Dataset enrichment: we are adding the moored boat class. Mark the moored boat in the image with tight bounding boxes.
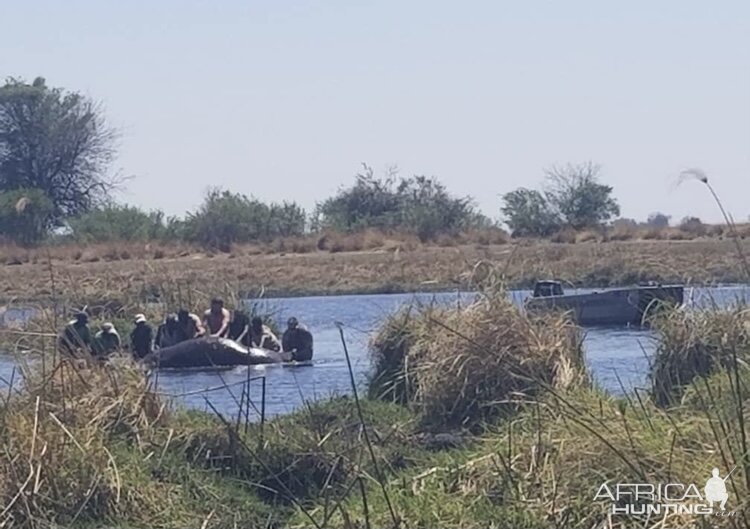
[524,280,684,326]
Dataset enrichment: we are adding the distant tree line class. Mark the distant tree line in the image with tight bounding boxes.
[0,77,729,248]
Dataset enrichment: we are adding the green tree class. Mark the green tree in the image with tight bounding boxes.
[315,165,483,240]
[544,162,620,229]
[500,188,560,236]
[646,212,671,228]
[183,189,306,248]
[398,175,484,241]
[0,77,117,227]
[0,188,55,246]
[314,165,402,232]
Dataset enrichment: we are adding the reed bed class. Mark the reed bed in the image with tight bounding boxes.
[651,305,750,406]
[369,291,587,429]
[0,238,747,306]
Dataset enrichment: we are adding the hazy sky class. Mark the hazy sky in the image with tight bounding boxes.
[2,1,748,223]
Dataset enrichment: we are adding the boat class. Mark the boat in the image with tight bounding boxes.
[524,280,684,326]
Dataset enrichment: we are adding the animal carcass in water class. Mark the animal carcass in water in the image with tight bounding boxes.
[144,337,289,368]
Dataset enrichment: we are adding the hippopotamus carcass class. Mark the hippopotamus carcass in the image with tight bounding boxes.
[143,337,291,368]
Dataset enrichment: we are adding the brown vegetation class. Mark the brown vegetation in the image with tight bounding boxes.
[368,290,586,428]
[0,237,747,314]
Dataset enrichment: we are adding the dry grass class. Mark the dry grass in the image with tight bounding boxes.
[0,357,169,526]
[0,238,746,310]
[369,289,587,429]
[650,305,750,406]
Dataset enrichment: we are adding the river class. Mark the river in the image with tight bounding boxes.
[0,286,747,421]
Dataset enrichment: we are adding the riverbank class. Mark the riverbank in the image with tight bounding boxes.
[2,286,749,527]
[0,238,747,307]
[2,346,748,527]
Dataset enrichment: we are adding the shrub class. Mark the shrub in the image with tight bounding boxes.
[182,189,306,248]
[67,204,170,242]
[314,165,484,241]
[550,228,577,244]
[500,188,560,237]
[679,216,706,237]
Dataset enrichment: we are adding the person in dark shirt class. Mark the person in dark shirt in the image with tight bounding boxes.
[57,312,92,356]
[93,322,121,357]
[282,317,313,361]
[176,309,204,343]
[228,309,251,346]
[130,314,154,359]
[155,314,180,348]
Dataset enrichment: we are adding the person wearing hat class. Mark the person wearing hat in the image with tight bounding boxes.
[130,314,154,359]
[282,317,314,361]
[249,316,281,352]
[57,311,92,356]
[93,321,121,357]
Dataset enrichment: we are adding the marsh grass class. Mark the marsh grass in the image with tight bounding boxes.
[4,296,750,527]
[369,286,587,430]
[651,306,750,407]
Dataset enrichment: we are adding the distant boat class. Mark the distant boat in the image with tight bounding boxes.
[524,280,684,326]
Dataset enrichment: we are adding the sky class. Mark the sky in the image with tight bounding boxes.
[2,0,748,223]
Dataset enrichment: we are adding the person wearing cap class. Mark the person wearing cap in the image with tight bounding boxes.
[155,314,180,348]
[93,322,121,356]
[203,298,230,338]
[176,309,205,342]
[130,314,154,359]
[282,317,314,361]
[249,316,281,352]
[57,311,92,356]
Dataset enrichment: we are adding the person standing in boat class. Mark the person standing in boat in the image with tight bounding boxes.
[249,316,281,351]
[282,317,313,361]
[203,298,230,338]
[176,309,205,342]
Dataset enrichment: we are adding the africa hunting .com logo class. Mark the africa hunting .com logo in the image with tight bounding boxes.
[594,466,737,517]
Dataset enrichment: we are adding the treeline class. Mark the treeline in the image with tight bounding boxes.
[0,77,488,247]
[56,165,488,247]
[0,76,739,249]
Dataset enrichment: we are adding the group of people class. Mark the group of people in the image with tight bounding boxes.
[57,298,314,362]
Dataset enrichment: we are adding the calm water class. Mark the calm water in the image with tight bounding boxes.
[0,286,747,421]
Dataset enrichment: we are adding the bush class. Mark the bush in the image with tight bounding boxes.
[183,189,306,248]
[679,216,706,237]
[314,165,485,241]
[369,292,586,429]
[67,204,173,242]
[500,188,560,237]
